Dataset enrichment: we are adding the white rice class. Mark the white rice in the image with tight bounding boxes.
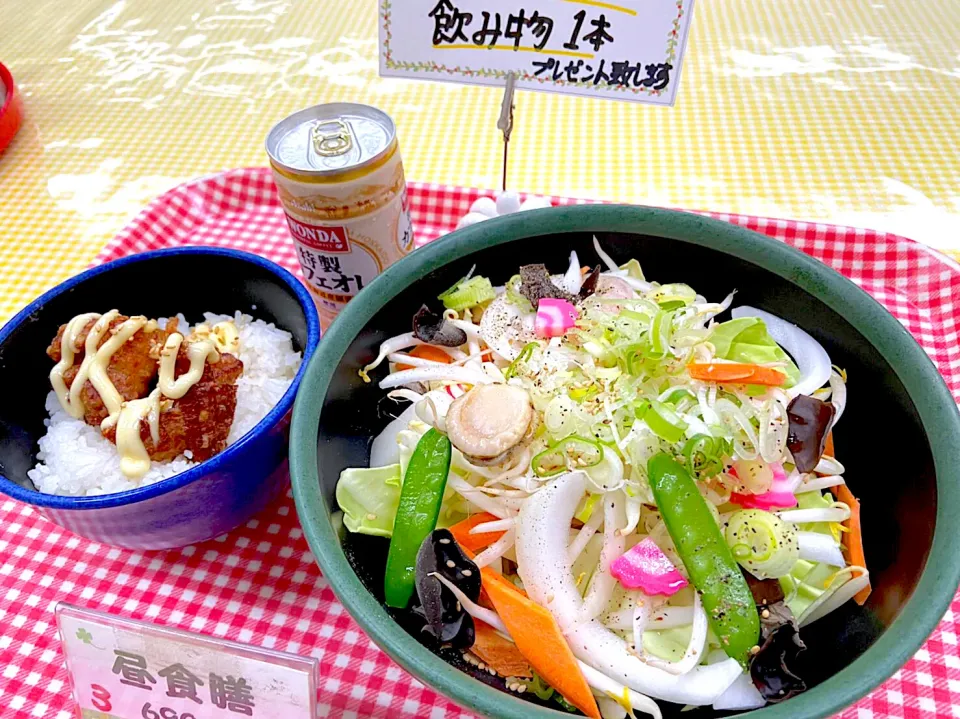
[28,312,302,496]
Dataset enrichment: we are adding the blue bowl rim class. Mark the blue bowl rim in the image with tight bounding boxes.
[0,246,321,510]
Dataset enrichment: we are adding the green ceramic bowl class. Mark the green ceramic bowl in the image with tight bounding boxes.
[290,205,960,718]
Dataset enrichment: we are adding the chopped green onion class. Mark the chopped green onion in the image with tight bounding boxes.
[575,493,602,523]
[532,434,604,477]
[643,400,688,443]
[618,309,649,323]
[519,671,556,701]
[648,283,697,307]
[682,434,727,478]
[622,344,646,377]
[661,387,695,405]
[633,399,651,419]
[725,509,799,579]
[504,342,537,379]
[650,310,668,357]
[658,300,686,311]
[505,274,533,311]
[438,275,495,310]
[554,694,579,713]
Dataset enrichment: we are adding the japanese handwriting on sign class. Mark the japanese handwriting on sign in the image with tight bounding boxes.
[428,0,472,43]
[380,0,695,105]
[58,605,317,719]
[424,2,671,92]
[431,1,555,50]
[159,663,204,704]
[108,651,256,714]
[113,651,157,690]
[532,58,672,90]
[210,674,256,716]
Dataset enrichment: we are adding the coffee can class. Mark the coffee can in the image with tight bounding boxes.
[266,103,415,329]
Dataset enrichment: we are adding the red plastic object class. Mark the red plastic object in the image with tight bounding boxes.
[0,61,23,155]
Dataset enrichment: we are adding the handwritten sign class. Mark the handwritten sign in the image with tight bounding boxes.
[379,0,695,105]
[56,604,317,719]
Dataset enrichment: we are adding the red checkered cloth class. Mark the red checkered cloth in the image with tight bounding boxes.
[1,167,958,719]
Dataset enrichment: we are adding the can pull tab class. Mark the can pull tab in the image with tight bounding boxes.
[312,119,353,157]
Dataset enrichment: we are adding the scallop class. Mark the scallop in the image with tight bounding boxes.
[595,275,635,300]
[445,384,534,462]
[478,294,536,361]
[586,275,637,314]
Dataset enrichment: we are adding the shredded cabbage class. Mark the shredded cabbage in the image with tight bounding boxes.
[335,464,402,537]
[709,318,801,387]
[336,242,862,711]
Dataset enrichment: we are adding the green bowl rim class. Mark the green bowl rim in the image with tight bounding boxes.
[290,204,960,719]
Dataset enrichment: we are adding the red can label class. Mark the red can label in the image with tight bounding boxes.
[284,214,349,253]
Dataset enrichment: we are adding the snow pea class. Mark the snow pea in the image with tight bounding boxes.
[384,428,452,608]
[647,453,760,666]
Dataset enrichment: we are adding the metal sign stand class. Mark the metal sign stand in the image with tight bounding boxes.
[497,73,517,192]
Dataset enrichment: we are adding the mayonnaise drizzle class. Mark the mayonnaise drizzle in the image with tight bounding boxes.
[192,321,240,355]
[51,310,150,421]
[49,310,239,480]
[50,312,102,418]
[87,315,149,421]
[158,332,220,399]
[115,389,162,478]
[114,321,237,477]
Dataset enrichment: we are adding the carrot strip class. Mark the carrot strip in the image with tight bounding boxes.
[449,512,505,553]
[823,431,835,458]
[396,344,453,371]
[457,543,526,609]
[687,362,787,386]
[480,567,600,719]
[834,483,871,605]
[471,620,533,678]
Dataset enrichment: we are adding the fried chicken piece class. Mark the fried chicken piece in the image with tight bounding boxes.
[47,315,175,427]
[150,350,244,462]
[102,347,244,464]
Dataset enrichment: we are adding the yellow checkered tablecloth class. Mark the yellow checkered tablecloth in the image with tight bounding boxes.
[1,0,959,323]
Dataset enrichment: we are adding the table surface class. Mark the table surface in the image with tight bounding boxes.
[2,0,960,324]
[3,168,960,719]
[1,2,960,717]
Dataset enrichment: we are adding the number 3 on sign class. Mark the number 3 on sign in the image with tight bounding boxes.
[142,704,195,719]
[90,684,112,712]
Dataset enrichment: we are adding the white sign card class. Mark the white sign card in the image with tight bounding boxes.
[56,603,317,719]
[379,0,696,106]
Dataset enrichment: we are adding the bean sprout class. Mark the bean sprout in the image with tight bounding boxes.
[470,518,516,534]
[568,506,605,562]
[472,528,516,569]
[378,366,493,390]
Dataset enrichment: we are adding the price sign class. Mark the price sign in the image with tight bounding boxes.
[379,0,696,105]
[56,604,317,719]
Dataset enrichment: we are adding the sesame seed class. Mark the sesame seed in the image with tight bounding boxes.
[446,560,456,568]
[439,538,451,544]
